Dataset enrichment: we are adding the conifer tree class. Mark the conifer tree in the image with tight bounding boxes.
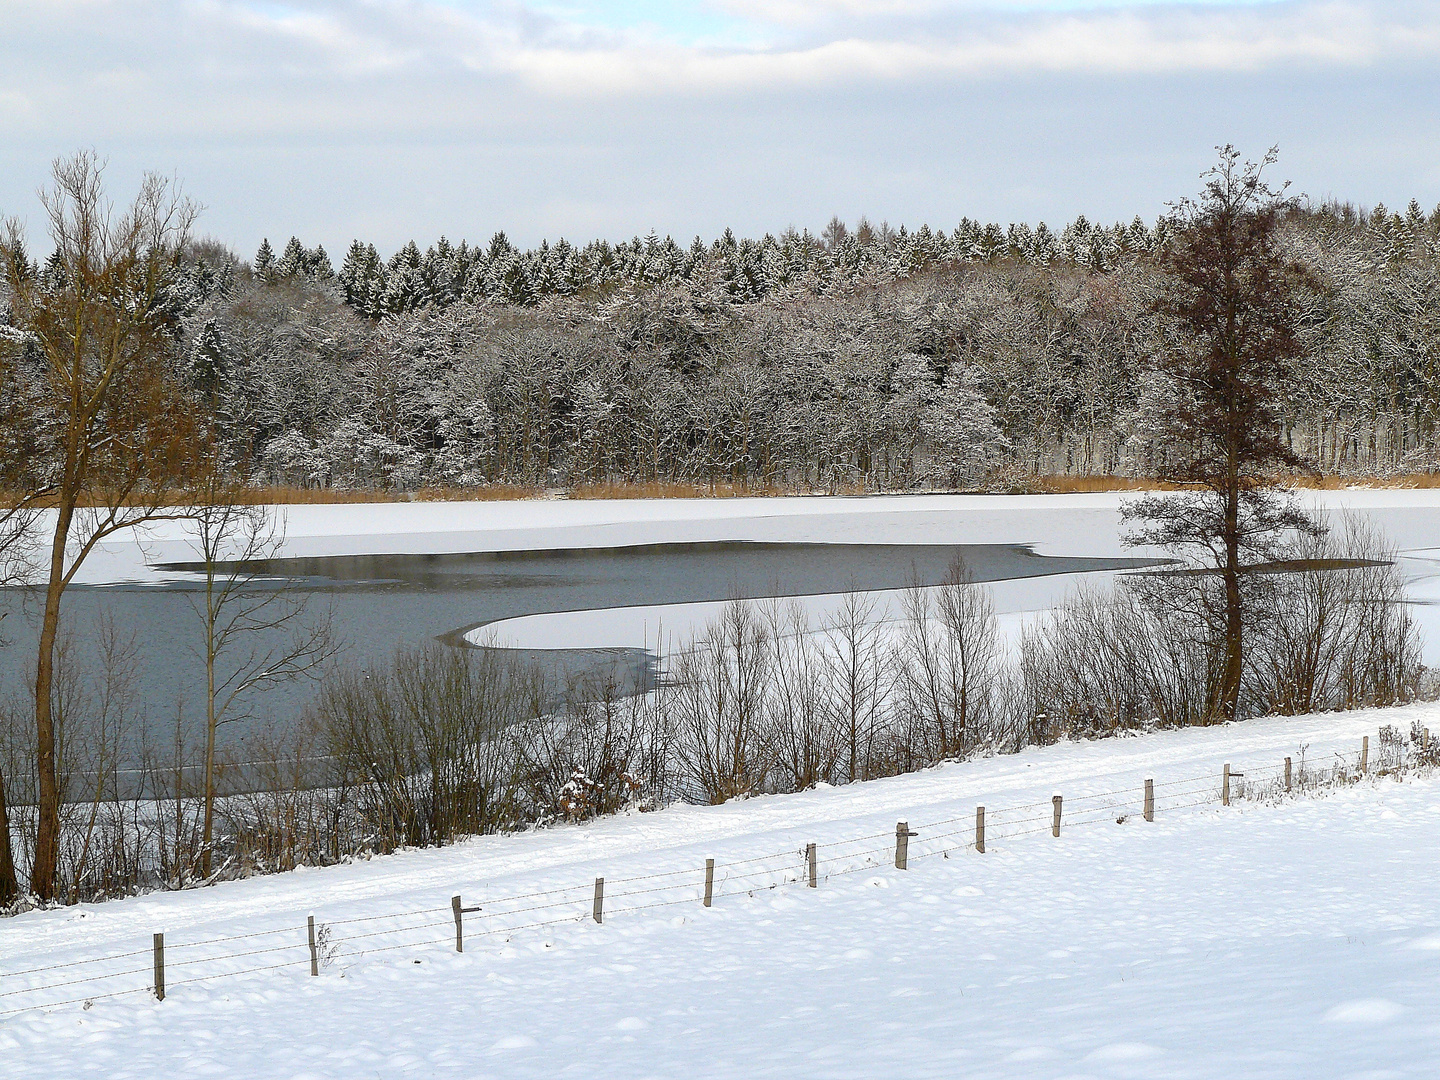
[253,237,275,282]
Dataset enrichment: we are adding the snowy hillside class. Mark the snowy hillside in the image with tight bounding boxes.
[5,704,1440,1078]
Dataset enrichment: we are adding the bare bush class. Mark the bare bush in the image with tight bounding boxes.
[319,642,535,848]
[513,666,669,823]
[895,559,1005,762]
[1251,516,1421,714]
[667,602,773,803]
[1018,581,1215,741]
[761,599,839,791]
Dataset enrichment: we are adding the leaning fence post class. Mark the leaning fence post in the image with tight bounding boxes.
[895,821,917,869]
[975,806,986,854]
[1361,735,1369,774]
[452,895,463,952]
[1285,756,1292,792]
[1051,796,1063,838]
[1222,764,1230,807]
[593,877,605,924]
[153,933,165,1002]
[308,915,319,976]
[704,859,715,907]
[1143,779,1154,822]
[806,843,817,888]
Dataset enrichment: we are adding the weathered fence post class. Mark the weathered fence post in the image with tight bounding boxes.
[1143,779,1154,822]
[308,916,319,976]
[1285,756,1292,792]
[704,859,715,907]
[1222,764,1231,807]
[895,822,917,869]
[1051,796,1063,838]
[153,933,165,1002]
[452,895,481,952]
[593,878,605,924]
[975,806,986,854]
[1361,735,1369,774]
[806,843,817,888]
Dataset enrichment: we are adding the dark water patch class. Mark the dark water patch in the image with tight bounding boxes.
[2,541,1163,760]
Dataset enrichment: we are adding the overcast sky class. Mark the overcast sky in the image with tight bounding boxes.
[1,1,1437,257]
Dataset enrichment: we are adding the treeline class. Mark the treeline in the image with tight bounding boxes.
[15,197,1427,494]
[0,521,1421,903]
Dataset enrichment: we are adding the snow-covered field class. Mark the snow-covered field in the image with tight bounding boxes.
[5,703,1440,1078]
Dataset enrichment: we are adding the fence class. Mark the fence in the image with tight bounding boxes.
[0,730,1407,1019]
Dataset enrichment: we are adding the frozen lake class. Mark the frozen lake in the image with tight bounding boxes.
[3,490,1440,758]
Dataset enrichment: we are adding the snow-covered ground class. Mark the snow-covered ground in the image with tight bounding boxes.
[5,703,1440,1078]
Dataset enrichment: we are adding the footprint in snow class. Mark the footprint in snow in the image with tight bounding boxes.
[491,1035,538,1051]
[1325,999,1405,1024]
[1085,1043,1164,1062]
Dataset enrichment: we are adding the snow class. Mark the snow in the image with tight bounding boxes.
[6,703,1440,1077]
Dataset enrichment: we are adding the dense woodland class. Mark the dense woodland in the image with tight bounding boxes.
[10,200,1436,494]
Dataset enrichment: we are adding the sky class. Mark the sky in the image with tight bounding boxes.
[1,1,1437,257]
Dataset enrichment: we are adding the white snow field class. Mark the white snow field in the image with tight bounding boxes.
[5,705,1440,1079]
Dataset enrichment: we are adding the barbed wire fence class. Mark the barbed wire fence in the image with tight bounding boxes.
[0,728,1418,1020]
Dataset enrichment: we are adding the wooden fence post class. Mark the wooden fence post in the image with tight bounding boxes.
[1361,735,1369,774]
[704,859,714,907]
[1143,780,1154,822]
[895,822,917,869]
[308,915,319,976]
[593,878,605,924]
[1285,756,1292,792]
[452,895,481,952]
[153,933,165,1002]
[975,806,986,854]
[1051,796,1062,838]
[1222,764,1230,807]
[806,843,817,888]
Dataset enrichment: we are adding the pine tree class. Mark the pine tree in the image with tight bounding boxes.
[276,236,306,278]
[254,238,275,283]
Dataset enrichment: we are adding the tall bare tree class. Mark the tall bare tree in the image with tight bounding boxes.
[0,152,206,899]
[1122,147,1318,723]
[185,489,337,879]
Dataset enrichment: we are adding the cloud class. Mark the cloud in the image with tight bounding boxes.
[498,3,1438,95]
[0,0,1435,253]
[1,1,1435,134]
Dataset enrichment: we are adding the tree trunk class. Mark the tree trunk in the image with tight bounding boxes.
[31,507,72,901]
[201,634,217,880]
[0,767,17,905]
[1219,464,1243,724]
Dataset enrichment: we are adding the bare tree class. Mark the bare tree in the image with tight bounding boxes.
[898,558,1002,761]
[185,488,338,879]
[0,152,205,898]
[1122,146,1319,723]
[820,591,889,783]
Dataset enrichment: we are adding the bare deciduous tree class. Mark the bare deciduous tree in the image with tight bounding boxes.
[185,488,339,879]
[0,152,206,898]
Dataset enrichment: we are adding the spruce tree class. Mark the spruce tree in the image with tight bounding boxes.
[253,238,275,282]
